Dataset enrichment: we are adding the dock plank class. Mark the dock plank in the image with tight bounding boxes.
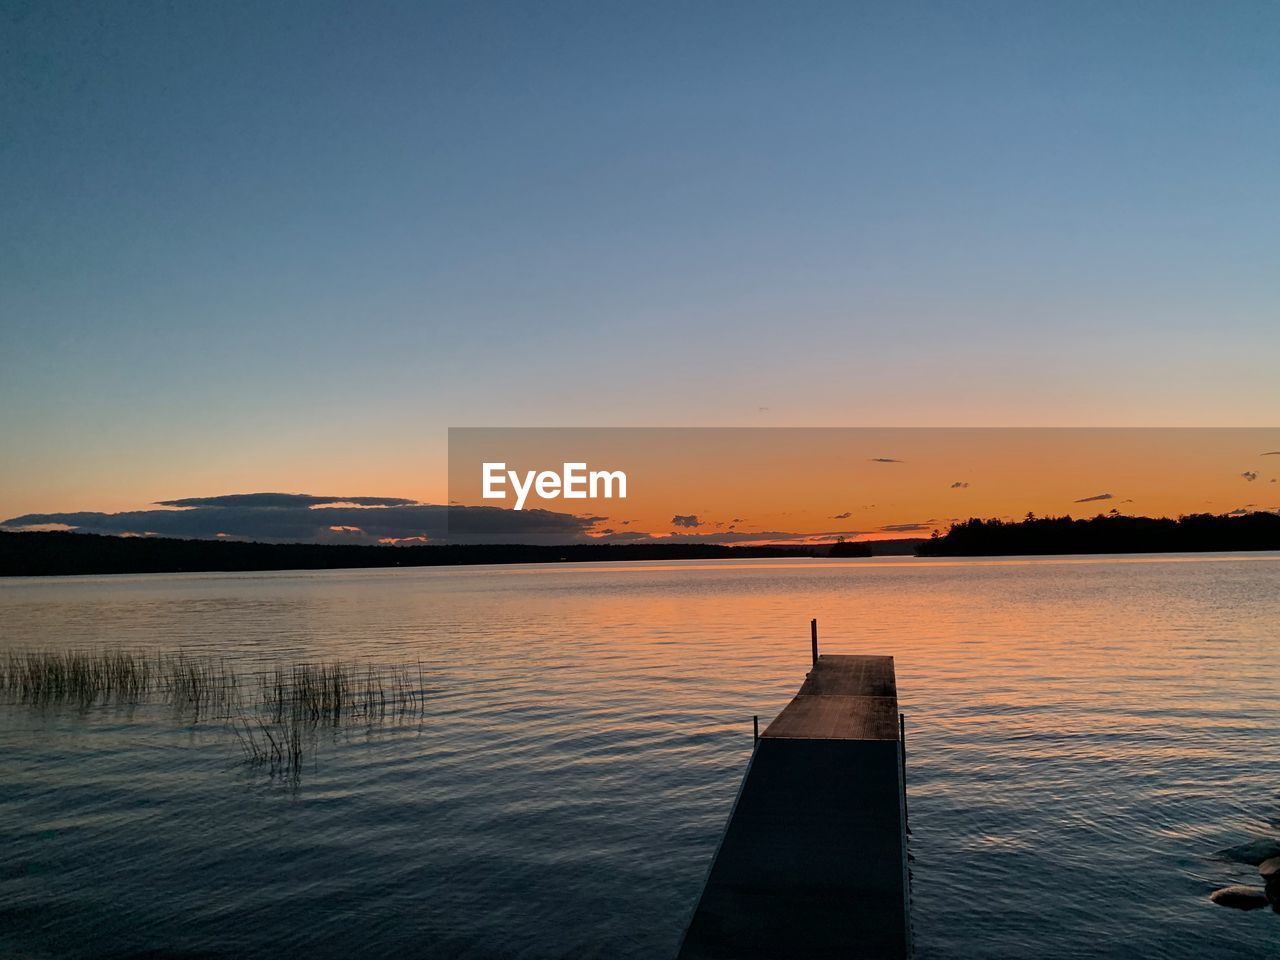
[763,693,899,740]
[761,654,900,741]
[795,653,897,699]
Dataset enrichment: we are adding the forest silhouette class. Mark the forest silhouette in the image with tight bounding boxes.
[0,530,824,577]
[918,511,1280,556]
[3,512,1276,575]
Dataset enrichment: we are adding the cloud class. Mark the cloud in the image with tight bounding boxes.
[1072,493,1114,503]
[878,522,933,533]
[586,529,653,542]
[949,481,969,489]
[1261,451,1280,456]
[591,528,866,546]
[1242,471,1258,482]
[156,493,416,508]
[2,494,605,545]
[869,457,903,463]
[831,511,852,519]
[671,514,702,528]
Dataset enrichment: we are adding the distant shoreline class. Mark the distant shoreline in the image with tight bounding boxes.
[4,516,1278,577]
[1,529,885,578]
[919,512,1280,557]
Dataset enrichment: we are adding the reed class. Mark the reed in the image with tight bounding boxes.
[2,648,155,705]
[259,660,425,723]
[157,653,243,719]
[1,647,429,772]
[232,716,304,776]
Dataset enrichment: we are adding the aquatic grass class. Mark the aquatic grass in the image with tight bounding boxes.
[2,648,156,706]
[155,652,244,719]
[232,716,304,776]
[2,648,426,714]
[1,647,430,773]
[258,659,427,724]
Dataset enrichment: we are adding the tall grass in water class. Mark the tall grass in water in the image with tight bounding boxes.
[1,648,429,775]
[1,649,154,706]
[158,653,241,718]
[261,660,425,723]
[231,716,305,776]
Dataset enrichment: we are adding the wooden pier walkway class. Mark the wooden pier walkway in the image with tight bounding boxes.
[676,654,911,960]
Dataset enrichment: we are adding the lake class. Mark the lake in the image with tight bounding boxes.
[2,554,1279,958]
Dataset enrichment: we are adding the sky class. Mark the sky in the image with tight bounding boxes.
[443,428,1280,541]
[7,429,1278,544]
[3,1,1279,527]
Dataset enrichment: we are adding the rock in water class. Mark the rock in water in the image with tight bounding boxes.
[1261,857,1280,906]
[1209,885,1271,911]
[1216,839,1280,866]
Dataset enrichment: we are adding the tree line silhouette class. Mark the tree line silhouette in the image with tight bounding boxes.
[917,511,1280,556]
[8,513,1269,575]
[0,530,828,577]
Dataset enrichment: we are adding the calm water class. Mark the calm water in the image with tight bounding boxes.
[2,555,1279,959]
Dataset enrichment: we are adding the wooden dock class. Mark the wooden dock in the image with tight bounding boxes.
[676,654,911,960]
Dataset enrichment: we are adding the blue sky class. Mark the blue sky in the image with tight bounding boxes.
[3,1,1278,516]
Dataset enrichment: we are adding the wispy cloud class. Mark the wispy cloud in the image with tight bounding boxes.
[1073,492,1114,503]
[869,457,903,463]
[157,493,415,508]
[949,481,969,489]
[1242,471,1258,481]
[831,511,852,519]
[593,528,865,546]
[671,514,702,528]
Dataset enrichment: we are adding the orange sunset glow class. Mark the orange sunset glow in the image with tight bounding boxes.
[448,428,1280,543]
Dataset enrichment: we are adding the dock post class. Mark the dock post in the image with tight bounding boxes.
[753,715,759,744]
[810,618,818,666]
